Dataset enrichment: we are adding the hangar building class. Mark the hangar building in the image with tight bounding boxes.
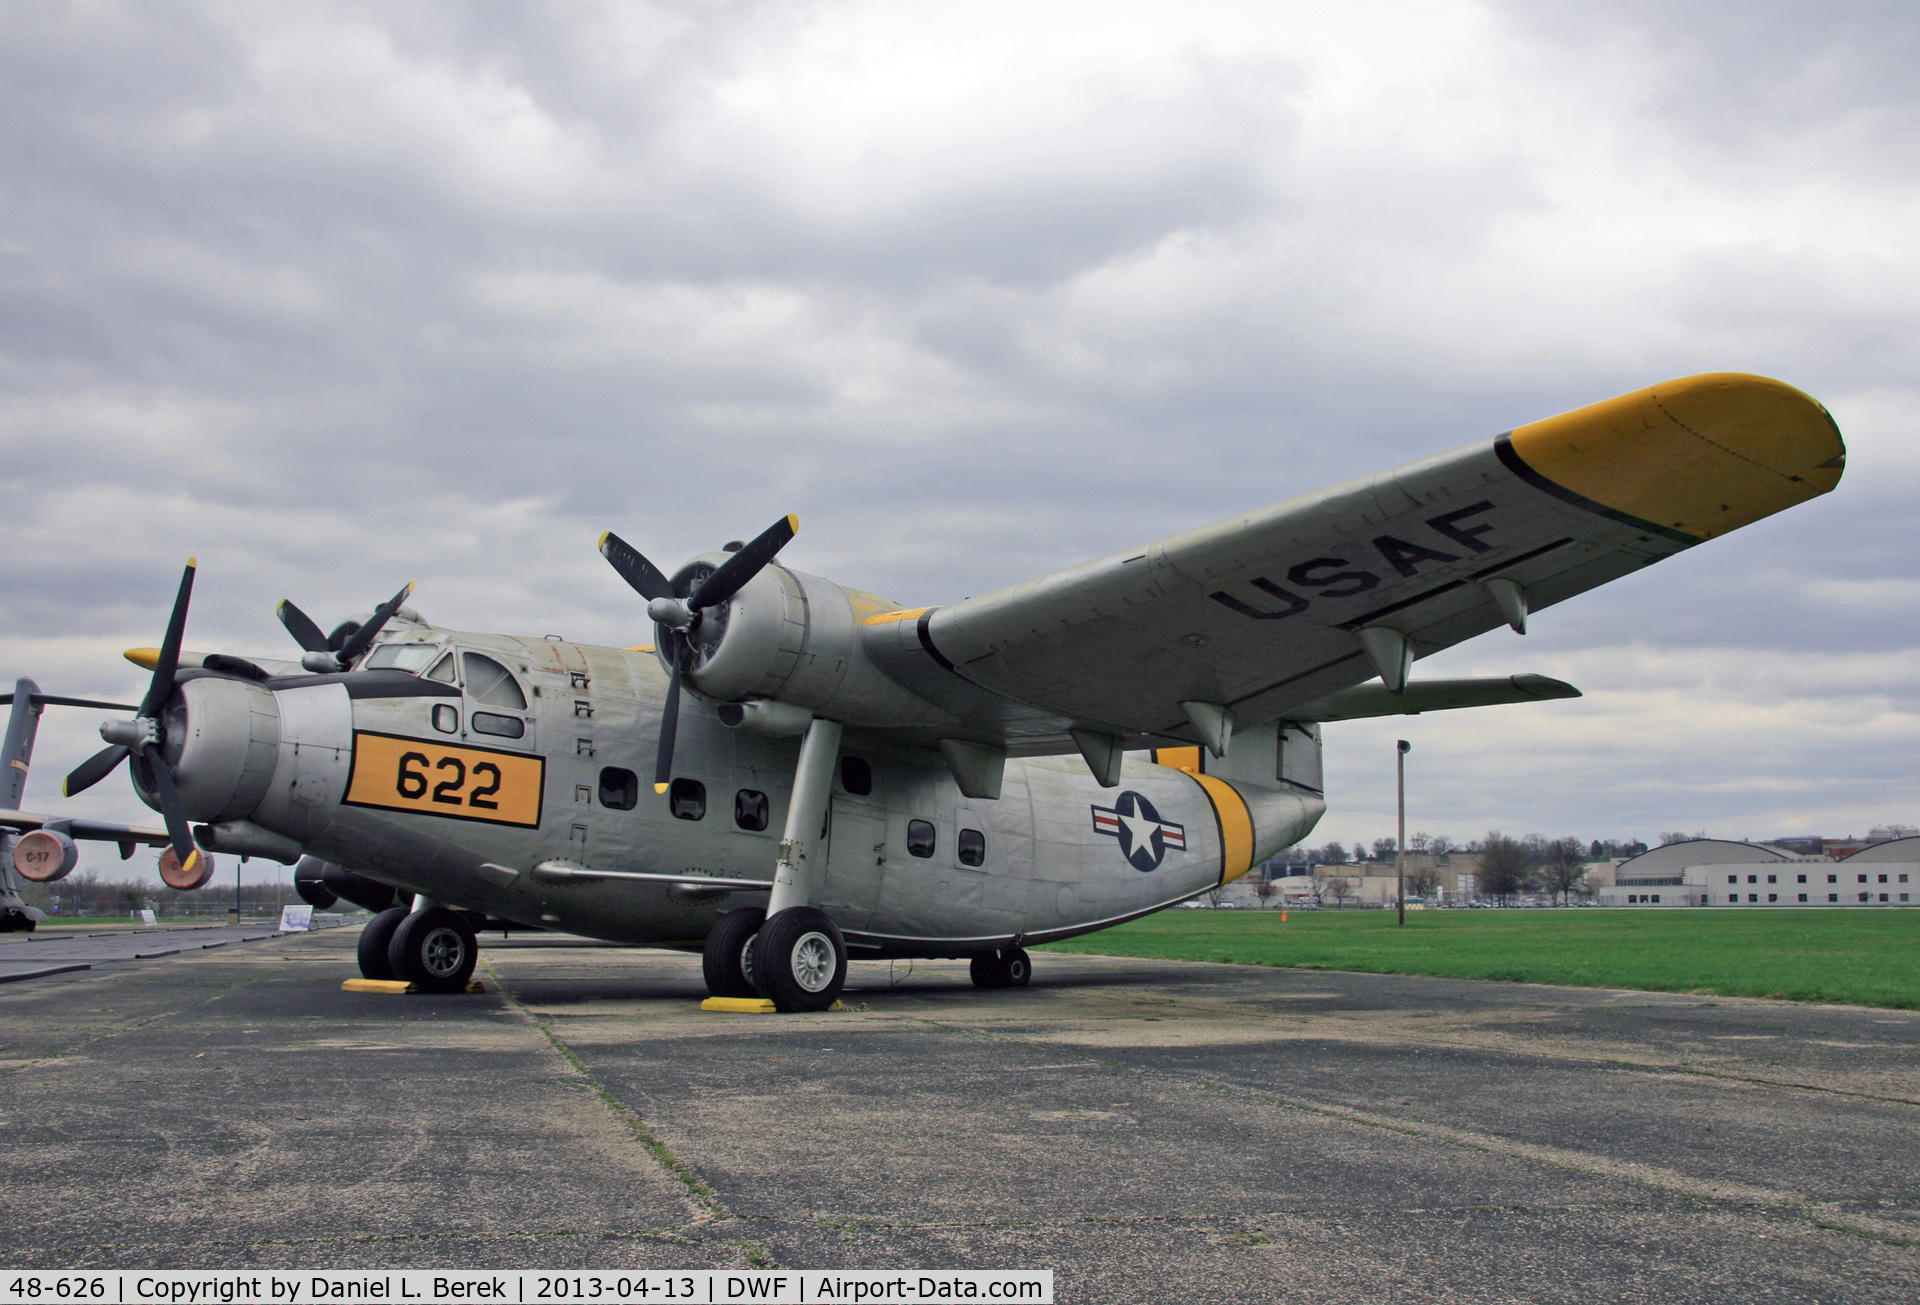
[1598,838,1918,907]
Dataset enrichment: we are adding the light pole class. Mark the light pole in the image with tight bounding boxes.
[1396,739,1411,926]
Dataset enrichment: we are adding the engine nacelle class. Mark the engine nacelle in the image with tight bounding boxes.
[12,828,78,883]
[135,675,282,824]
[667,557,950,728]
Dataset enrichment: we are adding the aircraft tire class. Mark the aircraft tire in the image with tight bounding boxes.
[969,953,1009,988]
[357,906,410,980]
[753,907,847,1012]
[388,907,479,994]
[703,907,766,998]
[1002,947,1032,987]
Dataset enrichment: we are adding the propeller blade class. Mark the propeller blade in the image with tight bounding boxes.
[140,742,201,874]
[19,695,141,711]
[276,599,331,653]
[598,531,675,603]
[335,581,416,666]
[653,635,684,795]
[688,514,797,611]
[63,744,129,798]
[138,559,197,720]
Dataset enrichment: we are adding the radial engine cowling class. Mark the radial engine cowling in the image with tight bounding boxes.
[133,675,283,825]
[668,557,855,708]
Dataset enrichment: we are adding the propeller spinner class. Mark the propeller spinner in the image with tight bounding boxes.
[599,514,798,793]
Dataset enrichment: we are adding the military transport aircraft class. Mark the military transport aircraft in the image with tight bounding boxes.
[0,680,172,930]
[2,373,1844,1008]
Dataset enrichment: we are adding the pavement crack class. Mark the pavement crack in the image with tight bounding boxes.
[919,1018,1920,1252]
[481,957,780,1269]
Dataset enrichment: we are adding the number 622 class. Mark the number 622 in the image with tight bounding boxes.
[397,752,502,810]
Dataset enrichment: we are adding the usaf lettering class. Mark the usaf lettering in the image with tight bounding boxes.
[1209,501,1498,620]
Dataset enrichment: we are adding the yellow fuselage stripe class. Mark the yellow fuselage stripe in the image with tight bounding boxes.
[1152,749,1255,886]
[1189,773,1255,885]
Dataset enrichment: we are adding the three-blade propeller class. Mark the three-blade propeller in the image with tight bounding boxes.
[61,560,203,875]
[277,581,415,672]
[599,514,798,793]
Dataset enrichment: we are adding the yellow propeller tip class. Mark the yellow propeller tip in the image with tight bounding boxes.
[786,513,799,532]
[654,783,670,795]
[597,530,610,548]
[187,556,197,568]
[124,647,161,669]
[60,782,72,798]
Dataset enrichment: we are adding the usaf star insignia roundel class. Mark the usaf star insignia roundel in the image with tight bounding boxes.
[1091,790,1187,872]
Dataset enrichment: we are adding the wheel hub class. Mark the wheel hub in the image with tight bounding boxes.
[790,931,835,992]
[420,926,467,978]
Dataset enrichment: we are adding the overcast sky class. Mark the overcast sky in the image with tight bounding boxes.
[4,1,1917,884]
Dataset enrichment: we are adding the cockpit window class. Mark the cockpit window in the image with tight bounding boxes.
[425,654,458,684]
[462,652,527,709]
[365,644,442,673]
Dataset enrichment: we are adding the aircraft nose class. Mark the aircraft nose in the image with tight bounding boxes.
[134,674,283,824]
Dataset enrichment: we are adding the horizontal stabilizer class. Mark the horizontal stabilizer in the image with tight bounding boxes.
[1285,674,1580,722]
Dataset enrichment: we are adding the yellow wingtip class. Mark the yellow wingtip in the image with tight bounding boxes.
[124,647,161,669]
[654,782,670,794]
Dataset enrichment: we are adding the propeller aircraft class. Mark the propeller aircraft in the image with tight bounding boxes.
[1,373,1845,1007]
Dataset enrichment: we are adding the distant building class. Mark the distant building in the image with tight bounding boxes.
[1597,838,1918,907]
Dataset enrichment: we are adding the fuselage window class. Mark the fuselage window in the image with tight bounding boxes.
[599,767,638,811]
[462,652,528,709]
[735,789,770,831]
[958,828,986,867]
[431,704,458,734]
[840,755,873,796]
[366,644,442,673]
[907,819,936,858]
[669,778,706,821]
[471,711,525,739]
[425,654,458,684]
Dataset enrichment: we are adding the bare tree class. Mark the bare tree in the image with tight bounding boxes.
[1255,881,1277,908]
[1428,834,1453,858]
[1477,832,1533,904]
[1352,843,1368,865]
[1409,830,1432,853]
[1322,875,1358,908]
[1405,866,1442,900]
[1314,841,1349,865]
[1659,830,1707,846]
[1539,837,1587,905]
[1372,837,1397,861]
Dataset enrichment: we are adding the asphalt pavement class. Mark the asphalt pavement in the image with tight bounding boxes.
[1,923,1915,1302]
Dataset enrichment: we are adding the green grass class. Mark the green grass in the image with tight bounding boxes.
[1040,908,1920,1008]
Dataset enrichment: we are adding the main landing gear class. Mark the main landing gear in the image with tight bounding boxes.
[970,947,1032,989]
[702,905,848,1013]
[357,902,479,993]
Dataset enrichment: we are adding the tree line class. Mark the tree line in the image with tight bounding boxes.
[1274,831,1654,905]
[14,872,309,919]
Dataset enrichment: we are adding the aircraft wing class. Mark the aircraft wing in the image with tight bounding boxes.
[866,373,1842,754]
[0,810,173,848]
